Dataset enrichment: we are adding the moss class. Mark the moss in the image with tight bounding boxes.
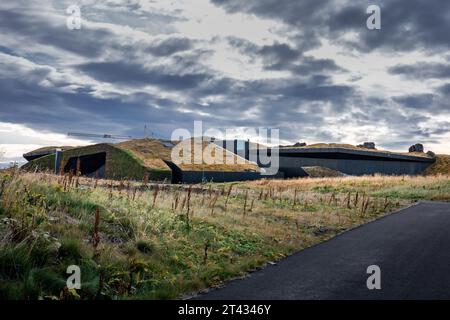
[136,240,154,255]
[2,170,448,300]
[22,153,56,172]
[425,155,450,175]
[22,143,171,181]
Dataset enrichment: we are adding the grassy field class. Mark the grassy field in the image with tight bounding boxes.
[0,169,449,300]
[425,155,450,175]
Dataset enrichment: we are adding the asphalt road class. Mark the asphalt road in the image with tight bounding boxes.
[195,201,450,300]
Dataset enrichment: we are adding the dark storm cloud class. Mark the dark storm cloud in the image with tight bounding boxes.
[0,67,205,139]
[276,83,352,102]
[78,61,210,90]
[192,75,353,108]
[0,51,352,142]
[186,76,356,139]
[439,84,450,96]
[0,49,444,149]
[227,37,299,68]
[212,0,450,53]
[211,0,332,52]
[211,0,331,30]
[227,37,342,74]
[389,63,450,80]
[336,96,450,148]
[1,0,449,153]
[206,0,450,149]
[360,0,450,52]
[416,122,450,137]
[145,37,193,56]
[392,94,435,109]
[0,10,112,57]
[290,57,342,76]
[0,8,195,61]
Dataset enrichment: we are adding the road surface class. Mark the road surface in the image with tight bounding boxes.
[195,201,450,299]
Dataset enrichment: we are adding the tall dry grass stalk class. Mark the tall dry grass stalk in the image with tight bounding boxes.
[142,172,149,187]
[203,240,210,265]
[172,192,179,212]
[59,160,65,176]
[76,158,81,176]
[292,188,298,207]
[249,198,255,212]
[209,192,219,216]
[243,190,248,216]
[152,184,160,208]
[109,181,113,199]
[224,185,232,211]
[92,207,100,250]
[186,185,192,229]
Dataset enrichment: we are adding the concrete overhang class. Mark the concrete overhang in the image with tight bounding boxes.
[273,147,436,163]
[23,150,57,161]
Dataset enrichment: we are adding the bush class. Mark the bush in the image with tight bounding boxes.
[136,240,154,255]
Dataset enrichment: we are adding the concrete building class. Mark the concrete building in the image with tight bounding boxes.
[270,146,435,177]
[23,139,435,182]
[218,141,435,177]
[22,138,260,183]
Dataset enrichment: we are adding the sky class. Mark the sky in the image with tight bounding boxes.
[1,0,449,166]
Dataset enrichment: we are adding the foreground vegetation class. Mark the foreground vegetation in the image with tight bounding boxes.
[0,169,449,299]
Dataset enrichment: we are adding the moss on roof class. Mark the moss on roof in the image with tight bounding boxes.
[172,138,259,172]
[22,142,171,181]
[116,138,258,172]
[23,138,259,178]
[24,146,75,155]
[424,155,450,175]
[302,166,345,178]
[22,153,56,172]
[281,143,433,159]
[116,139,173,170]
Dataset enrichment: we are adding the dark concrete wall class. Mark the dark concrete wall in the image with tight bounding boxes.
[179,171,261,184]
[23,143,172,181]
[278,156,432,177]
[248,148,434,177]
[64,152,107,178]
[214,139,250,161]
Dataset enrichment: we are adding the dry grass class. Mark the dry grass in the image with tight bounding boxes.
[24,146,75,154]
[282,143,433,159]
[1,170,448,299]
[25,138,259,176]
[118,138,259,172]
[424,155,450,175]
[244,174,450,201]
[117,139,172,170]
[171,138,259,172]
[302,166,344,178]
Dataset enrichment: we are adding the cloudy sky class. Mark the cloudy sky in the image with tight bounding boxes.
[1,0,449,165]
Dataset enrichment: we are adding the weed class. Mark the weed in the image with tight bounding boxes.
[0,170,448,300]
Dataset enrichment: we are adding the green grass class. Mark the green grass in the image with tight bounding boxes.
[372,182,450,201]
[265,175,450,201]
[22,144,172,181]
[0,171,449,299]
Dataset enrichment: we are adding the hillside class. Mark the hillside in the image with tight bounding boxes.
[22,138,259,180]
[1,170,449,299]
[302,166,345,178]
[117,139,173,170]
[424,155,450,175]
[281,143,433,159]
